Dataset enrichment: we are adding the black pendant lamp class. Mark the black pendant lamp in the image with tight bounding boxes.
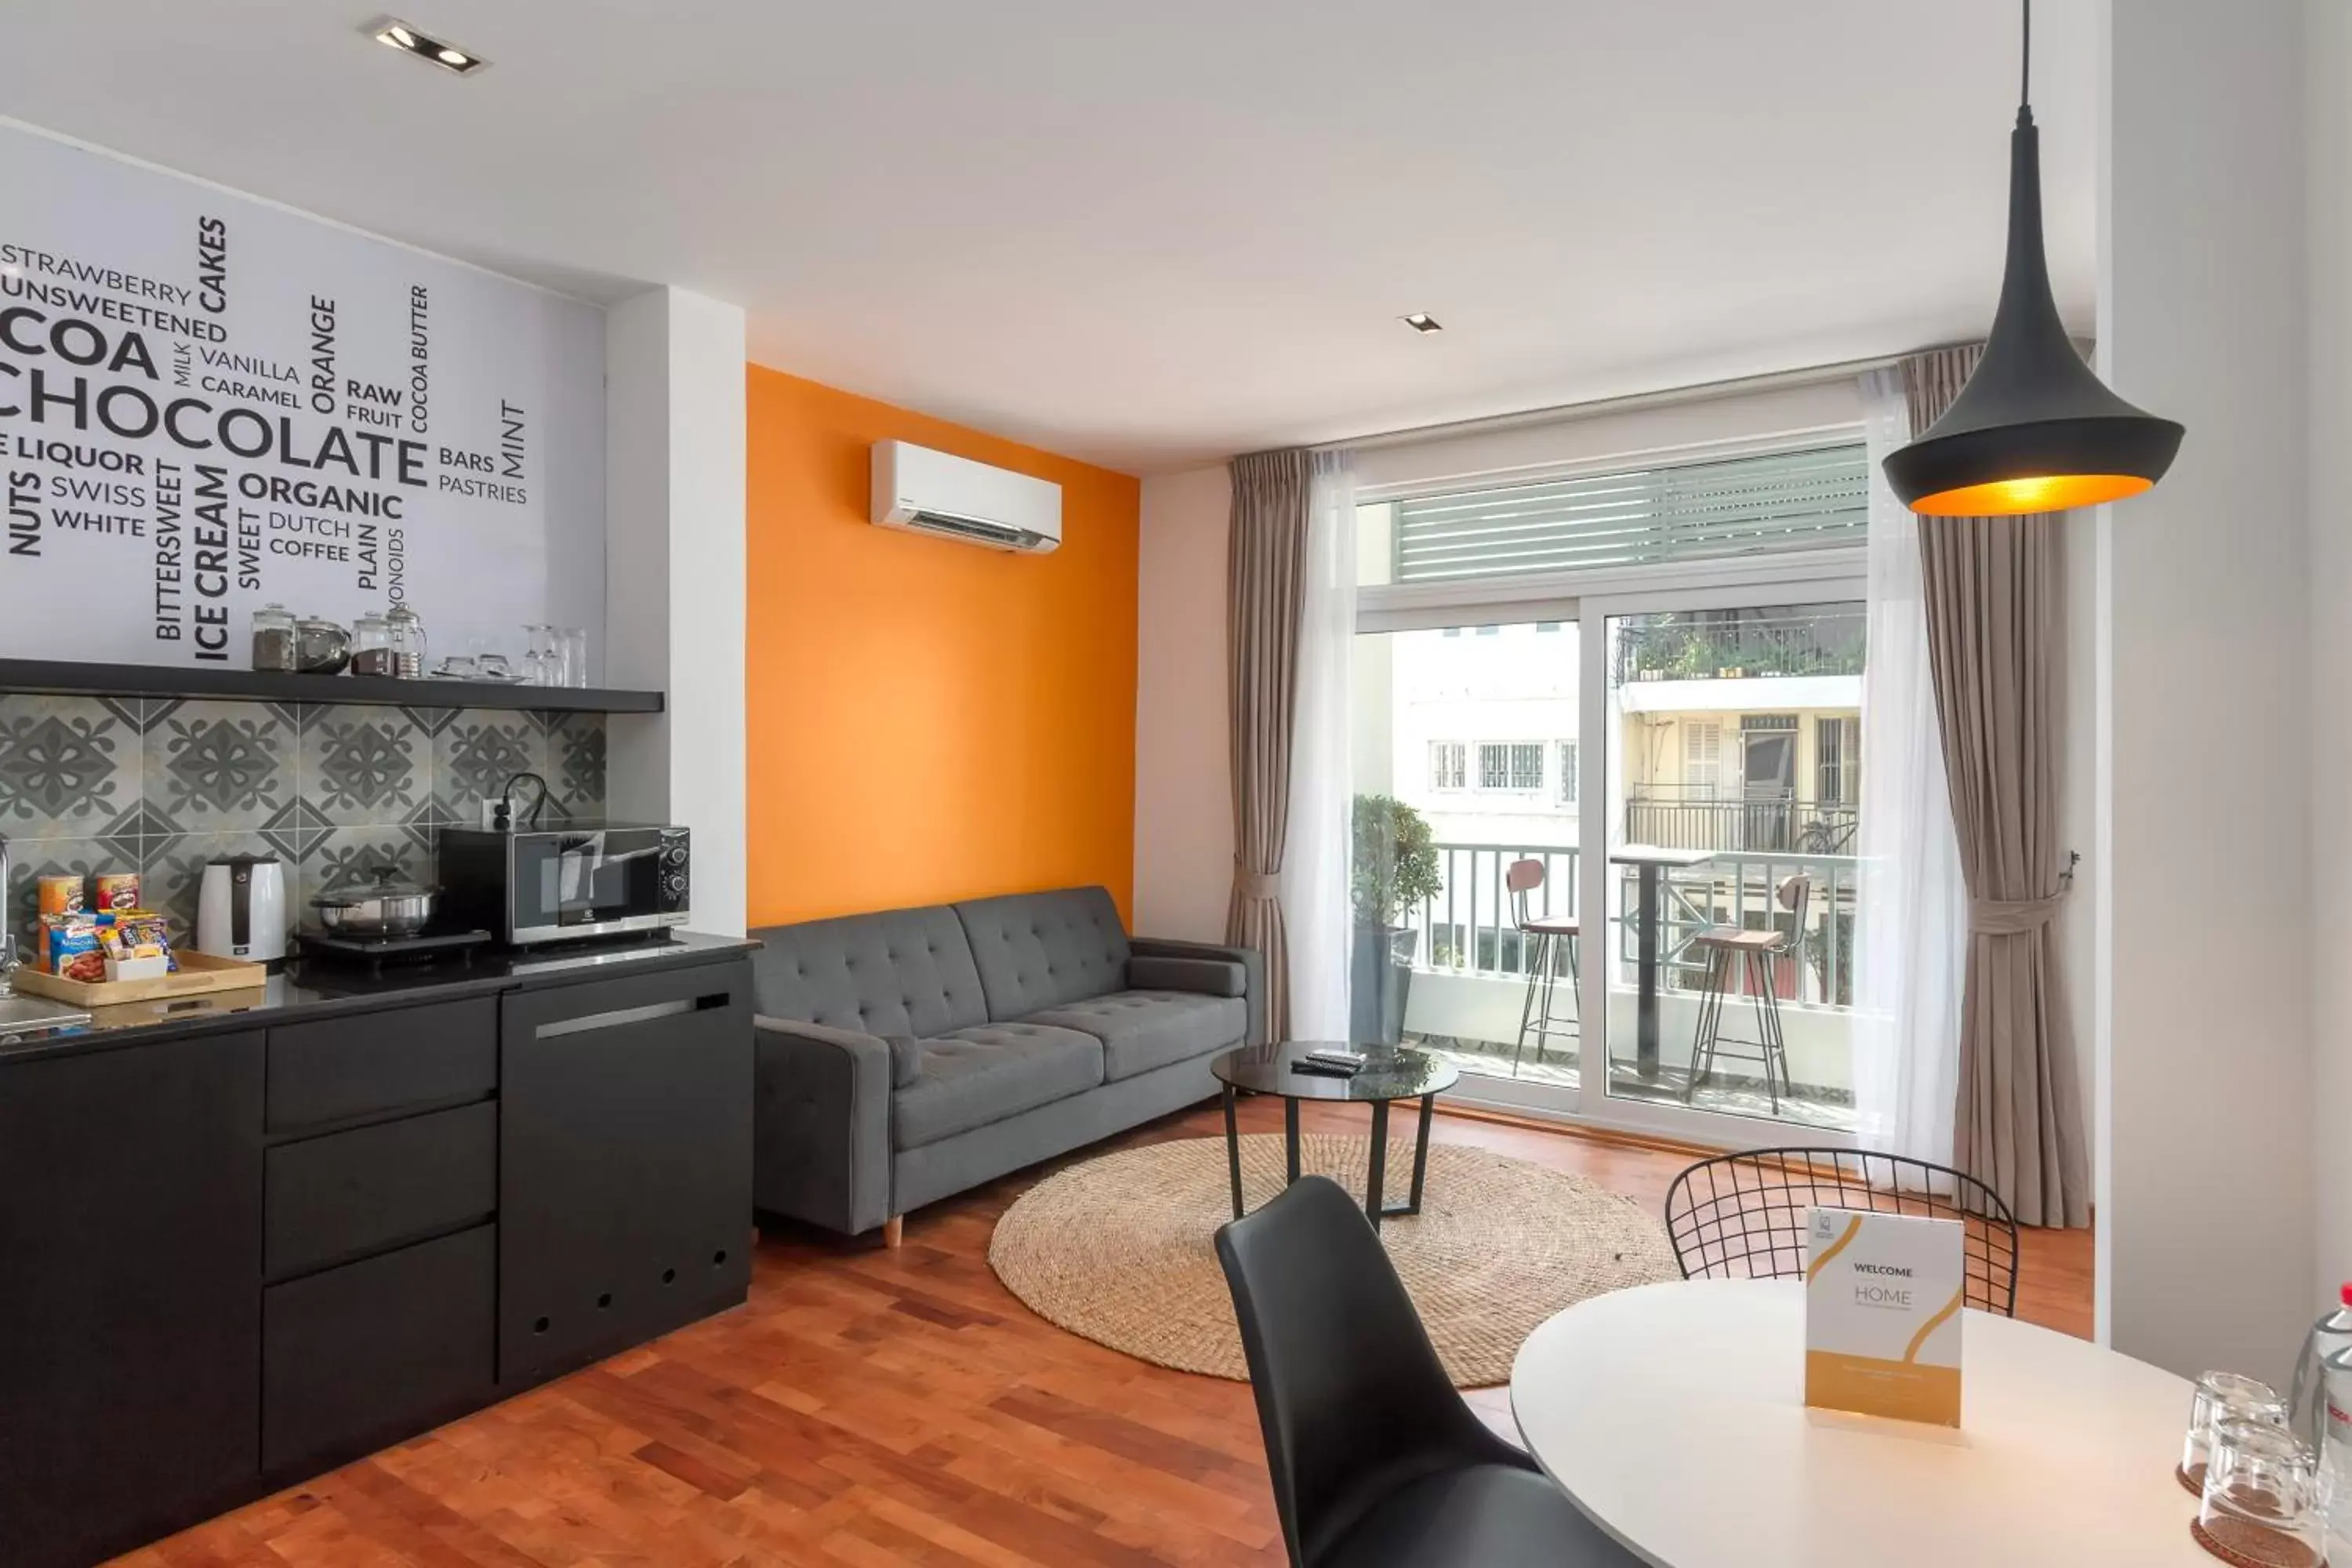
[1884,0,2183,517]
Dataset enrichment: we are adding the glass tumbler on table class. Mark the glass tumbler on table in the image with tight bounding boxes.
[2194,1417,2329,1568]
[2184,1372,2290,1495]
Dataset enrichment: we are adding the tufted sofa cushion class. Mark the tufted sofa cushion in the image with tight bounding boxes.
[889,1022,1105,1149]
[748,905,989,1040]
[953,887,1133,1021]
[1024,991,1248,1081]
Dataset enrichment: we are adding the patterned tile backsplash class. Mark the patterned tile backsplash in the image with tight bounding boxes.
[0,695,606,953]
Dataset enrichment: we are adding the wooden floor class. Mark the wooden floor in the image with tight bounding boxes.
[124,1100,2094,1567]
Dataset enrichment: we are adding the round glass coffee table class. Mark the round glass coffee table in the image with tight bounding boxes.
[1210,1041,1458,1233]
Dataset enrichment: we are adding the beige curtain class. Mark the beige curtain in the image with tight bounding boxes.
[1227,449,1314,1040]
[1904,344,2090,1229]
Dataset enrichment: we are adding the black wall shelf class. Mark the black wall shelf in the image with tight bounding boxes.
[0,659,665,714]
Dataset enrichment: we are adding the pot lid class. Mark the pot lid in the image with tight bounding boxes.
[310,864,436,908]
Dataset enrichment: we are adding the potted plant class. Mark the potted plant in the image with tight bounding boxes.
[1350,794,1444,1045]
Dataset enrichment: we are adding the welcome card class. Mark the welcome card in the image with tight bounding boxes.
[1804,1206,1966,1427]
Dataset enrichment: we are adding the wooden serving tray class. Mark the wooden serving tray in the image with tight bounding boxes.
[11,949,269,1006]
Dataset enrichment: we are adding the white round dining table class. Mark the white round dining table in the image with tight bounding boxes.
[1509,1279,2213,1568]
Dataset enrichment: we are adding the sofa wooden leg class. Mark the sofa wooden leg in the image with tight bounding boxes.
[883,1215,904,1249]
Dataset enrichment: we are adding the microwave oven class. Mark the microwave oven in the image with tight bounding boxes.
[438,823,689,946]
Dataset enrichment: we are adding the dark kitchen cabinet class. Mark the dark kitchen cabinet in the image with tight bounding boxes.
[262,1224,496,1473]
[266,996,497,1132]
[0,937,757,1566]
[263,1101,498,1280]
[0,1032,265,1568]
[498,960,753,1385]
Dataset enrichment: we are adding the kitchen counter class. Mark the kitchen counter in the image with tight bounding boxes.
[0,930,758,1062]
[0,927,760,1568]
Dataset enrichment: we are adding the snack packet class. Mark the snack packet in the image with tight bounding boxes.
[42,913,105,983]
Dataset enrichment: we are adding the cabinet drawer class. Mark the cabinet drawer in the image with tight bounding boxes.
[262,1224,495,1475]
[265,1102,495,1281]
[267,997,496,1131]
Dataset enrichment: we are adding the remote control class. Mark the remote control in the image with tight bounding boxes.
[1292,1060,1358,1079]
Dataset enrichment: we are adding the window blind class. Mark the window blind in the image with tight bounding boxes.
[1392,442,1867,583]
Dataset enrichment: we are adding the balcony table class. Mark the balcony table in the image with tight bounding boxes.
[1609,844,1717,1079]
[1509,1279,2210,1568]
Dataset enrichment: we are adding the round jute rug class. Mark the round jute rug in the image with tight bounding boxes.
[988,1132,1679,1387]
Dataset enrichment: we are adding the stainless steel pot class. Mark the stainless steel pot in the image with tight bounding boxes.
[310,866,437,937]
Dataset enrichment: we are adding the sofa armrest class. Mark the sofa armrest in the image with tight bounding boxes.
[753,1016,894,1236]
[1128,953,1247,997]
[1130,937,1267,1047]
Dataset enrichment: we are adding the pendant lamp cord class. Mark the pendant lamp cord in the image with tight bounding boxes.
[2020,0,2032,112]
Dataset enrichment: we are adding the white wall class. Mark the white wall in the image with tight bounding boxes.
[604,286,750,937]
[1351,379,1863,496]
[2307,0,2352,1310]
[2098,0,2314,1383]
[1134,464,1232,940]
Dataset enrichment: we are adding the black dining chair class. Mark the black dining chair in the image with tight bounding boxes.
[1662,1146,2022,1316]
[1214,1176,1635,1567]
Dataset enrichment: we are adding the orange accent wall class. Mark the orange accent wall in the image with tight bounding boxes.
[745,366,1140,928]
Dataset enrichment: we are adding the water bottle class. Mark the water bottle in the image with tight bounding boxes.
[2292,1284,2352,1556]
[2292,1284,2352,1447]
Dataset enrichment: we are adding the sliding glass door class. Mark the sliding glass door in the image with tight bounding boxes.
[1592,598,1864,1136]
[1348,619,1584,1112]
[1351,443,1874,1145]
[1348,591,1871,1142]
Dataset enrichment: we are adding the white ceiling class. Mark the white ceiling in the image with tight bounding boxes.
[0,1,2101,475]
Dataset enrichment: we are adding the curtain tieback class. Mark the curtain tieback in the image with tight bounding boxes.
[1235,865,1279,900]
[1969,894,2063,935]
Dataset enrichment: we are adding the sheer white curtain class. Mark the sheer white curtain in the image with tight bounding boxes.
[1852,369,1967,1163]
[1281,451,1357,1040]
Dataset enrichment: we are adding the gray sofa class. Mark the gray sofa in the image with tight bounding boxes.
[750,886,1262,1243]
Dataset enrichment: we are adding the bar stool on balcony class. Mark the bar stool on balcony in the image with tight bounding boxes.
[1506,858,1579,1072]
[1684,872,1811,1113]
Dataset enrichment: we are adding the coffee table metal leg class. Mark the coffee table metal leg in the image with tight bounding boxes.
[1284,1096,1301,1185]
[1223,1083,1243,1220]
[1406,1092,1435,1214]
[1365,1099,1389,1233]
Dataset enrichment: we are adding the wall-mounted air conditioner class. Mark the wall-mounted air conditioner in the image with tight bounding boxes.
[869,440,1062,554]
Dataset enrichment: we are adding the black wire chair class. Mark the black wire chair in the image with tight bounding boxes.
[1663,1147,2021,1317]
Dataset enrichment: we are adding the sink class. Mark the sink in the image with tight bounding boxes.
[0,990,94,1040]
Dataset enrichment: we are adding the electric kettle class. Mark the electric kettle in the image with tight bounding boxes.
[196,853,286,963]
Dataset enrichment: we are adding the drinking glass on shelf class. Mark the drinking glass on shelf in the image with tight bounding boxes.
[521,624,555,686]
[560,626,589,688]
[2183,1372,2290,1495]
[2196,1417,2328,1568]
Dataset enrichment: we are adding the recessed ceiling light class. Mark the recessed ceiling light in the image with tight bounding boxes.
[367,16,488,75]
[1402,313,1443,334]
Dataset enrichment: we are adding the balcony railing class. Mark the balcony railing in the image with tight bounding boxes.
[1613,608,1866,684]
[1624,790,1858,855]
[1397,840,1860,1008]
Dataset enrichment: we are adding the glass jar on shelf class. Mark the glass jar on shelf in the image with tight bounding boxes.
[385,602,427,679]
[249,604,297,672]
[350,611,397,677]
